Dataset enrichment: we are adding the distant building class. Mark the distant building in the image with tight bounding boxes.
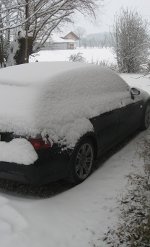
[63,32,80,41]
[42,32,80,50]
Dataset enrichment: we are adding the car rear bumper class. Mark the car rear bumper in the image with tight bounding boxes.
[0,162,39,184]
[0,150,70,185]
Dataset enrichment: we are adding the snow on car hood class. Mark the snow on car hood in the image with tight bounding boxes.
[0,62,133,148]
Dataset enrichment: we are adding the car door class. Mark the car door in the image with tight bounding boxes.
[118,91,144,138]
[91,108,120,153]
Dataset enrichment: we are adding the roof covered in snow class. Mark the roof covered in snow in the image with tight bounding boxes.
[51,34,76,43]
[0,62,126,89]
[0,62,87,86]
[63,32,79,40]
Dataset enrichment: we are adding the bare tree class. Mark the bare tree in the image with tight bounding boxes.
[113,9,150,73]
[0,0,102,64]
[26,0,98,52]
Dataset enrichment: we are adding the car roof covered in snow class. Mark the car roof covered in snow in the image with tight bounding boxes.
[0,62,128,91]
[0,62,87,87]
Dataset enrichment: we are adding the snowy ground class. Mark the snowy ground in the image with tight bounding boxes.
[0,73,150,247]
[30,47,116,65]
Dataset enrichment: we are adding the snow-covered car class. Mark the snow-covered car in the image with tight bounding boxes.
[0,62,150,185]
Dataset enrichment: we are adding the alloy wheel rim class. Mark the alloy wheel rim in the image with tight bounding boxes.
[75,143,93,180]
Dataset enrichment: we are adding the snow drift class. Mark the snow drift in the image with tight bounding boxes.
[0,139,38,165]
[0,62,132,148]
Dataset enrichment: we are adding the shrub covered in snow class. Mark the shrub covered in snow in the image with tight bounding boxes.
[103,139,150,247]
[69,52,85,63]
[113,9,150,73]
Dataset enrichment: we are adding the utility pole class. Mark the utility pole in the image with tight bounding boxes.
[25,0,29,63]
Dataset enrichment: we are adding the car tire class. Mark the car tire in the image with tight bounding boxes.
[68,138,95,184]
[141,103,150,130]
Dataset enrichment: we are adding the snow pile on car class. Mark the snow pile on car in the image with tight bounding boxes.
[0,139,38,165]
[0,62,131,148]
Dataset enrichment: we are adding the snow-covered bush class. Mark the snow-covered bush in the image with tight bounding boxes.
[113,9,150,73]
[69,52,85,63]
[103,139,150,247]
[139,61,150,74]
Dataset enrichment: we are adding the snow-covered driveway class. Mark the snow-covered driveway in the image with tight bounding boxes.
[0,73,150,247]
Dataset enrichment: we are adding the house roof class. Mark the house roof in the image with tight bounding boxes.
[63,32,79,40]
[51,34,76,43]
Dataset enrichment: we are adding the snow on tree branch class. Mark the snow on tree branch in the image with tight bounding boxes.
[0,0,102,65]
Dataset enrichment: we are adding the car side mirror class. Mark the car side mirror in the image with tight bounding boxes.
[130,88,140,99]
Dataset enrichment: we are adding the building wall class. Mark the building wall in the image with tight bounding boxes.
[42,42,76,50]
[49,42,68,50]
[67,42,75,49]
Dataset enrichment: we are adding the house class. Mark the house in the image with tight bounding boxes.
[63,32,80,41]
[42,32,80,50]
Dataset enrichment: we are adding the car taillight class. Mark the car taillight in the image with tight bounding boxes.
[29,138,51,150]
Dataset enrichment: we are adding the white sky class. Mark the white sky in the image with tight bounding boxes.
[63,0,150,35]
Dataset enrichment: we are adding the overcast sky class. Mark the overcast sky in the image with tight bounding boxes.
[63,0,150,35]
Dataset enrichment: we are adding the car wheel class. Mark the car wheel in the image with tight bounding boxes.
[69,138,95,184]
[142,103,150,130]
